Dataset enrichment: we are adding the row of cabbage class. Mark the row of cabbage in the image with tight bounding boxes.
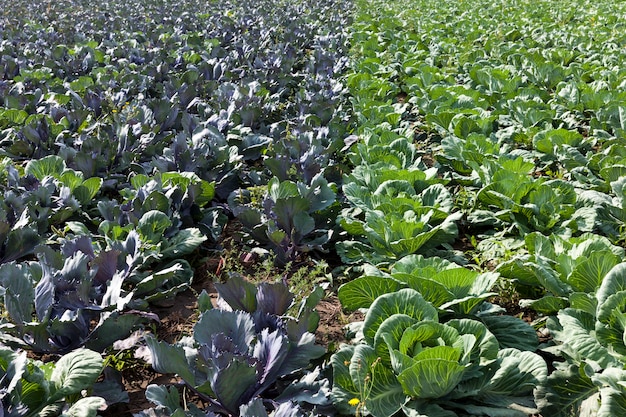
[331,0,626,416]
[0,0,354,415]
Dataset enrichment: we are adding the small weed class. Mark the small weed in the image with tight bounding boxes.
[103,349,146,373]
[288,259,333,297]
[492,277,521,307]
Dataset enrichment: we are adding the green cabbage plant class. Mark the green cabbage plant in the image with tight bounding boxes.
[538,262,626,416]
[338,255,539,351]
[338,255,499,317]
[331,289,547,417]
[338,180,461,265]
[497,232,624,314]
[0,347,105,417]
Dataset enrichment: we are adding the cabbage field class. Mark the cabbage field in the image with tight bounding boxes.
[2,0,626,415]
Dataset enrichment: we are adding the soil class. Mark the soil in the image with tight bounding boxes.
[451,234,474,254]
[420,152,436,168]
[101,284,208,416]
[315,294,364,349]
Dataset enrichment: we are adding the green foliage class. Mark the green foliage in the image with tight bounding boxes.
[498,233,624,314]
[339,255,499,317]
[331,289,547,417]
[473,160,594,236]
[340,0,626,414]
[0,347,105,417]
[539,262,626,415]
[338,181,461,264]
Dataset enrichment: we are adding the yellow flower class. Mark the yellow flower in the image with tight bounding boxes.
[348,398,360,407]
